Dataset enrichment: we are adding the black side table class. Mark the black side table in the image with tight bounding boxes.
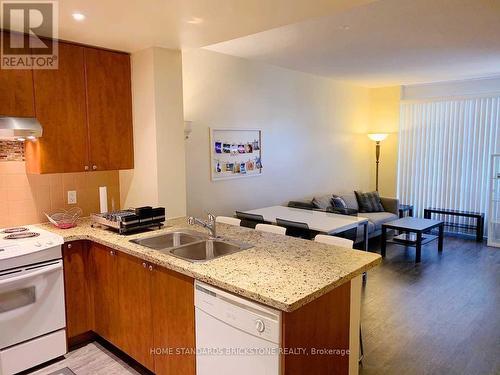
[381,217,444,263]
[424,208,484,242]
[399,204,414,218]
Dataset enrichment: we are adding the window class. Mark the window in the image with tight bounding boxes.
[397,96,500,234]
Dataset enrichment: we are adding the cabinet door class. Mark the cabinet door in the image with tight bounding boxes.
[152,267,195,375]
[62,241,93,339]
[0,32,35,117]
[84,47,134,171]
[90,243,120,345]
[27,42,89,173]
[116,253,154,371]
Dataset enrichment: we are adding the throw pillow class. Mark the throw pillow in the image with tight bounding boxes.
[312,194,334,210]
[331,195,348,209]
[355,191,385,212]
[339,192,359,210]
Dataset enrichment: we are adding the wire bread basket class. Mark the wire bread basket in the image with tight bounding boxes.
[45,207,83,229]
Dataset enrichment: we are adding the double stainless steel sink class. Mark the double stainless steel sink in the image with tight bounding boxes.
[130,230,253,262]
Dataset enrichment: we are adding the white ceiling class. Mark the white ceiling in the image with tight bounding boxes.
[206,0,500,87]
[4,0,499,87]
[5,0,375,52]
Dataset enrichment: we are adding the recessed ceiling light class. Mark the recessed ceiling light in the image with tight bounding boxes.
[72,12,86,21]
[186,17,203,25]
[339,25,350,30]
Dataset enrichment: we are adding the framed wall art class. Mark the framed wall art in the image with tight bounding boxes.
[210,128,262,181]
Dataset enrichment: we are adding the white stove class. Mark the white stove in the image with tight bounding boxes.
[0,225,63,271]
[0,225,66,375]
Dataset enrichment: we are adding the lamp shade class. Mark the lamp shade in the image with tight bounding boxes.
[368,133,389,142]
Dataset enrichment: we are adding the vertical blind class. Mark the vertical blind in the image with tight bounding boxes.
[397,96,500,234]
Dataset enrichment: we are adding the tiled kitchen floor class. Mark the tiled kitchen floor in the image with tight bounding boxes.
[29,343,140,375]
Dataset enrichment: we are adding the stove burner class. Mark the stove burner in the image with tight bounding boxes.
[4,232,40,240]
[2,227,29,234]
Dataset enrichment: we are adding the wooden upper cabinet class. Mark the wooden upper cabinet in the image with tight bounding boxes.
[0,32,35,117]
[27,42,89,173]
[84,48,134,171]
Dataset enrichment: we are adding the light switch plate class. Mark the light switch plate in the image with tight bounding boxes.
[67,190,77,204]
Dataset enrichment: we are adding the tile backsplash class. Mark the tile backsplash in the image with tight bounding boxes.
[0,141,25,161]
[0,161,120,228]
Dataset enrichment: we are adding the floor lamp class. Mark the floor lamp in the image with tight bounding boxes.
[368,133,389,191]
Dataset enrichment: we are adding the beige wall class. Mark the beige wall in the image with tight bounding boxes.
[120,49,159,208]
[368,86,400,197]
[0,161,120,227]
[120,47,187,218]
[153,48,187,218]
[182,49,373,217]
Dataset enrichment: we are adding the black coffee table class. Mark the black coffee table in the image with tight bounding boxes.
[381,217,444,263]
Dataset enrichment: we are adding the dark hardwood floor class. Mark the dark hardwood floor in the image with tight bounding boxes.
[360,236,500,375]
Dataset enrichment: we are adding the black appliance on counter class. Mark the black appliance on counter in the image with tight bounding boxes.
[91,206,166,234]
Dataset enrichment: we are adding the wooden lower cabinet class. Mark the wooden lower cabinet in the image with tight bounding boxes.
[64,241,195,374]
[151,266,195,375]
[116,252,154,371]
[90,243,122,346]
[281,281,351,375]
[62,241,93,339]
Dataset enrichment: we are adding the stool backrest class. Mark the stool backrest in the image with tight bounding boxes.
[314,234,354,248]
[215,216,241,226]
[276,218,311,239]
[235,211,267,229]
[255,223,286,235]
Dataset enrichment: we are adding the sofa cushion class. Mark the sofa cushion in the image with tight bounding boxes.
[312,194,333,209]
[332,195,348,209]
[380,196,400,215]
[361,212,398,232]
[355,191,385,212]
[338,192,359,211]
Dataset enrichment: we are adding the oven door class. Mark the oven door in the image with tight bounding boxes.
[0,259,66,349]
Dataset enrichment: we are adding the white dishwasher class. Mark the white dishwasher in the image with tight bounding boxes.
[195,281,281,375]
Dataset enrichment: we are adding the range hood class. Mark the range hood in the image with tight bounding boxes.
[0,116,43,141]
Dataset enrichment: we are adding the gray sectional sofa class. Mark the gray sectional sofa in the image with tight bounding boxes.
[289,191,399,243]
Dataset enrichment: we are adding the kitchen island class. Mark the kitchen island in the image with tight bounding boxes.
[39,217,381,375]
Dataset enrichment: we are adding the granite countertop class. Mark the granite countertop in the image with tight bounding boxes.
[37,217,381,312]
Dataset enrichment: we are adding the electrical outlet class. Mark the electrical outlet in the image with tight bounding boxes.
[67,190,77,204]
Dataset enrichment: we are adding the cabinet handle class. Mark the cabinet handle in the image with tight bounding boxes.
[92,165,97,170]
[109,250,115,256]
[142,262,147,268]
[84,165,89,171]
[148,265,153,271]
[67,243,72,249]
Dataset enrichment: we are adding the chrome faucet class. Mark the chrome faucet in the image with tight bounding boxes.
[188,213,217,238]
